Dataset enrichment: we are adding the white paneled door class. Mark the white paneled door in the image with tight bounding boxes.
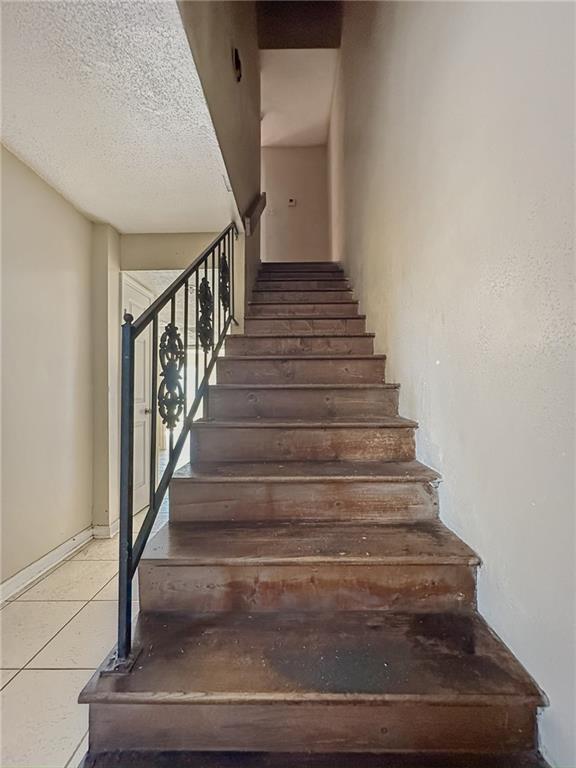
[121,274,154,514]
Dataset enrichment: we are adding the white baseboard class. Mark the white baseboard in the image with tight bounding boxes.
[0,525,94,602]
[93,517,119,539]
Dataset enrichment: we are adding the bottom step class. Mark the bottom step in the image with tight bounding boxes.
[83,751,550,768]
[81,611,543,754]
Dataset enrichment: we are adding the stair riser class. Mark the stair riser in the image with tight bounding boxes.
[252,291,354,303]
[248,303,358,317]
[258,272,347,281]
[190,427,415,462]
[244,317,367,335]
[217,358,386,385]
[170,480,438,523]
[139,563,476,614]
[208,386,397,419]
[225,336,374,356]
[256,280,350,290]
[260,263,342,272]
[90,703,537,753]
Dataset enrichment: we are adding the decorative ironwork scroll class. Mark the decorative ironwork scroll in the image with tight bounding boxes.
[198,276,213,352]
[157,323,185,430]
[219,253,230,313]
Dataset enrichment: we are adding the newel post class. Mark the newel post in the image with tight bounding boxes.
[117,312,135,662]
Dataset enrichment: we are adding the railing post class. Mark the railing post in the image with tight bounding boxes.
[117,313,135,662]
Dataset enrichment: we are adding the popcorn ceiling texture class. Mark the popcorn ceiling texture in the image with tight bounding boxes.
[1,1,236,233]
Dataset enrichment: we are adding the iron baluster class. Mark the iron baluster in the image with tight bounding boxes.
[117,313,135,662]
[149,315,158,515]
[115,223,237,664]
[183,280,189,418]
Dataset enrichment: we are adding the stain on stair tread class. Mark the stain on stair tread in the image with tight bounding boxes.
[173,460,439,482]
[83,750,551,768]
[82,611,544,704]
[142,520,478,565]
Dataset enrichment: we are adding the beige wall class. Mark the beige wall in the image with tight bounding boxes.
[329,3,575,764]
[1,146,93,580]
[178,0,261,298]
[92,224,121,535]
[94,230,245,533]
[120,233,217,272]
[261,146,330,263]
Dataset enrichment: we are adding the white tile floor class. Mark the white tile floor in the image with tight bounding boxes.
[0,510,149,768]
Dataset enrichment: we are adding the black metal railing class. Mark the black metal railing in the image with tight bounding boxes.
[116,222,238,663]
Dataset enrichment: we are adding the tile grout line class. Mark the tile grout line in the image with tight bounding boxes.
[20,667,99,671]
[19,571,133,671]
[0,668,23,690]
[1,598,120,603]
[9,556,119,602]
[20,601,90,670]
[65,728,89,768]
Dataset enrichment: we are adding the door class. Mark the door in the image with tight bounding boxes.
[122,274,154,514]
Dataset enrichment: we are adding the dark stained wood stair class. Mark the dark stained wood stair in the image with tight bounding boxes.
[81,261,547,765]
[85,753,550,768]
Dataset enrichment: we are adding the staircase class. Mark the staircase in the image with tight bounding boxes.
[81,262,548,767]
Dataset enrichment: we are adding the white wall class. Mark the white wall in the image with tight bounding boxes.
[1,145,94,580]
[329,3,575,765]
[262,146,330,262]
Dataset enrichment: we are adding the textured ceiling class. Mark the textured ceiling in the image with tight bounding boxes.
[261,49,339,147]
[1,1,237,233]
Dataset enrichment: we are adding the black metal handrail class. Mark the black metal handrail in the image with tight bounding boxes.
[116,222,238,663]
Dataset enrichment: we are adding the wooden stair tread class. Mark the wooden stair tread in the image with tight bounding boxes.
[81,610,543,705]
[142,520,478,566]
[210,383,398,389]
[257,276,350,280]
[193,417,417,429]
[83,750,551,768]
[245,314,367,320]
[173,459,439,482]
[248,301,359,306]
[229,333,375,338]
[260,264,342,270]
[221,354,384,360]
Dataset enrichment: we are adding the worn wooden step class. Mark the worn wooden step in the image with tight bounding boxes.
[224,334,375,356]
[247,302,359,317]
[81,610,544,753]
[190,418,416,462]
[208,383,396,418]
[258,272,347,281]
[244,315,367,335]
[139,520,478,613]
[217,355,385,385]
[83,750,551,768]
[252,290,354,303]
[256,279,350,290]
[260,261,342,272]
[170,460,439,523]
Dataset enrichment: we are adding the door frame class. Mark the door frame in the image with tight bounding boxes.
[121,273,154,514]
